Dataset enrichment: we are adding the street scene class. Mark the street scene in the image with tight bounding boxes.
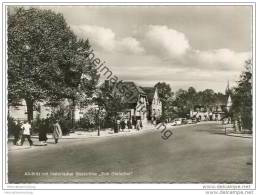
[8,122,253,183]
[6,5,253,184]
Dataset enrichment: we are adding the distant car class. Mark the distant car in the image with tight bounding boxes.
[171,120,177,126]
[171,118,182,126]
[181,118,188,124]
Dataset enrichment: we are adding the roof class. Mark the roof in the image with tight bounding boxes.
[141,87,156,103]
[115,82,146,104]
[99,81,146,104]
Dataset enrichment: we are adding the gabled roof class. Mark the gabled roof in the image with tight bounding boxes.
[114,81,146,104]
[121,81,146,95]
[98,81,146,104]
[141,87,156,103]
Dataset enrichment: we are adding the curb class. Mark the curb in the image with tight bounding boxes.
[226,133,253,139]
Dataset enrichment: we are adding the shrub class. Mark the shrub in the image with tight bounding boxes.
[31,115,53,134]
[77,117,93,130]
[7,116,22,137]
[59,118,73,135]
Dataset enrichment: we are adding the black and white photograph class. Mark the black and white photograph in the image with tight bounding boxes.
[0,1,256,193]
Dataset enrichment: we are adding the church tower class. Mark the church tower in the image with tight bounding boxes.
[225,81,232,112]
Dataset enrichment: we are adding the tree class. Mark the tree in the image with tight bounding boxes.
[95,84,125,130]
[8,7,99,121]
[186,87,197,110]
[174,89,189,117]
[232,59,252,130]
[198,89,215,107]
[154,82,173,119]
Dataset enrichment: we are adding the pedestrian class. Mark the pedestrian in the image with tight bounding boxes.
[52,120,62,144]
[39,127,48,145]
[121,120,126,131]
[20,120,33,146]
[114,119,118,133]
[127,119,132,129]
[117,119,121,132]
[132,116,136,129]
[124,119,128,129]
[13,120,22,145]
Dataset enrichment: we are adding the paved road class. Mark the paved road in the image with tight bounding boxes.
[8,122,253,183]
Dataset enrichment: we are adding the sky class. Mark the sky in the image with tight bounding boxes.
[38,6,252,93]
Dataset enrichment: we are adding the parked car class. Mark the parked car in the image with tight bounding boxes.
[181,118,187,124]
[171,118,182,126]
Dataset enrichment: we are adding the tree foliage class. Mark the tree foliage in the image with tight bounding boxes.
[96,85,125,124]
[8,7,99,121]
[232,59,252,130]
[154,82,173,119]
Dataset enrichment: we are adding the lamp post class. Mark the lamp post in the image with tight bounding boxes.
[95,106,105,136]
[95,106,100,136]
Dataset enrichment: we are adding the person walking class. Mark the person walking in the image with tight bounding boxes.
[13,120,22,145]
[132,116,136,129]
[116,118,121,132]
[127,119,132,129]
[20,120,33,146]
[39,127,48,145]
[52,120,62,144]
[121,120,126,131]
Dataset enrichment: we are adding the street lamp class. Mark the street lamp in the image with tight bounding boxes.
[95,107,100,136]
[95,105,105,136]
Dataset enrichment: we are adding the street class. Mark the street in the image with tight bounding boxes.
[8,122,253,183]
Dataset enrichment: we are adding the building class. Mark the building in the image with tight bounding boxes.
[110,81,149,125]
[103,80,163,125]
[141,87,162,122]
[9,80,162,127]
[8,98,91,122]
[190,94,232,121]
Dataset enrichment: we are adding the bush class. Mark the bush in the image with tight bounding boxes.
[59,118,73,135]
[31,116,52,135]
[7,116,22,137]
[77,117,94,130]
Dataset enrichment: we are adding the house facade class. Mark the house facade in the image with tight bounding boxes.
[8,98,90,122]
[9,81,162,127]
[190,94,232,121]
[110,81,149,125]
[141,87,162,122]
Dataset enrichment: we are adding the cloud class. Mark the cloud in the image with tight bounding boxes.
[71,25,144,54]
[195,49,251,70]
[141,25,250,71]
[143,25,190,57]
[118,37,145,54]
[70,24,251,93]
[71,25,116,51]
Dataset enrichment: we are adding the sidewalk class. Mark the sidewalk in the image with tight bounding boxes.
[221,124,253,139]
[226,133,253,139]
[8,125,156,152]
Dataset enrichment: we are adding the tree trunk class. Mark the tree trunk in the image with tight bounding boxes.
[25,99,34,122]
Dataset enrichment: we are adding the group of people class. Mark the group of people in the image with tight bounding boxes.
[114,116,143,133]
[13,119,63,146]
